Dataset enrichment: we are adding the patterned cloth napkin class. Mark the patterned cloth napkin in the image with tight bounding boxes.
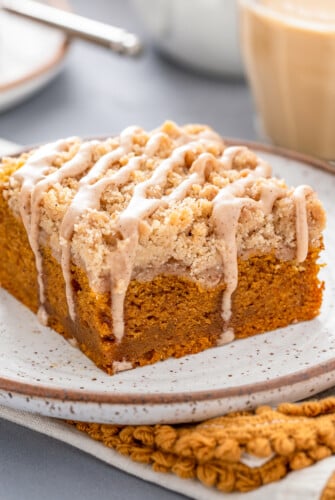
[2,139,335,498]
[2,398,335,499]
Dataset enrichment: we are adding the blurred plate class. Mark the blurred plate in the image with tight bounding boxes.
[0,0,69,112]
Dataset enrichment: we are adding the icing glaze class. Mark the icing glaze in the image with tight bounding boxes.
[14,138,79,319]
[11,126,312,344]
[293,185,312,263]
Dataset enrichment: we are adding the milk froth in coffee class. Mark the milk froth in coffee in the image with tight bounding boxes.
[240,0,335,159]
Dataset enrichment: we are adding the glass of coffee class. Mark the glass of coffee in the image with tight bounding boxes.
[239,0,335,160]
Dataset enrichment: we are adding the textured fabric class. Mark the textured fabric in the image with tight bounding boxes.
[68,399,335,493]
[3,401,335,499]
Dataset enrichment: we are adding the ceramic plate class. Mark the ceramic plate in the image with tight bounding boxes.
[0,1,69,113]
[0,142,334,425]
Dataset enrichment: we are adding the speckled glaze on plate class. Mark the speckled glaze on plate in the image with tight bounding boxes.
[0,143,334,425]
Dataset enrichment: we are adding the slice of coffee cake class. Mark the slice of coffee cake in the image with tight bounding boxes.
[0,122,326,373]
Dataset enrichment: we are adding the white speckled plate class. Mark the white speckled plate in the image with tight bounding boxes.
[0,142,334,424]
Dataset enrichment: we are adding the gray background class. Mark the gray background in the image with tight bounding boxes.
[0,1,256,498]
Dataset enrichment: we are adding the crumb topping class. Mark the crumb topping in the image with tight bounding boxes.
[1,121,326,342]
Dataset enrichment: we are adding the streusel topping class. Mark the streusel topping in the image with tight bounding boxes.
[3,121,326,341]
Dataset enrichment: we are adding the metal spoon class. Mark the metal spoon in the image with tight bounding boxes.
[1,0,142,56]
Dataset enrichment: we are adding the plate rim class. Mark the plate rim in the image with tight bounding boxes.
[0,138,334,405]
[1,356,335,404]
[0,0,70,93]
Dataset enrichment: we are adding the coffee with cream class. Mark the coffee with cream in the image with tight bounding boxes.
[240,0,335,159]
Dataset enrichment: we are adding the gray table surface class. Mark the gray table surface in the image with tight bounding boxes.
[0,1,257,499]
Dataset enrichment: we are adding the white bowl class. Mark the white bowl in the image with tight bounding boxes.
[132,0,244,77]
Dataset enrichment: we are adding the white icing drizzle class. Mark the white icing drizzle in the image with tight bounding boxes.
[12,128,312,346]
[13,137,79,319]
[60,132,214,339]
[37,305,48,326]
[67,336,79,348]
[109,150,213,341]
[112,360,133,373]
[212,148,278,323]
[59,126,154,319]
[217,328,235,346]
[293,185,312,263]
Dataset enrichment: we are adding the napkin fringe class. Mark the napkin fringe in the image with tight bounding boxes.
[69,397,335,493]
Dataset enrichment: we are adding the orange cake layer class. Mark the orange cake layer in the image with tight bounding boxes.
[0,122,326,374]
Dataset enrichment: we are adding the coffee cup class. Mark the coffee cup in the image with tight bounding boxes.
[239,0,335,160]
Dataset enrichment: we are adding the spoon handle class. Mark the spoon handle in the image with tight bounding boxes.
[2,0,142,56]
